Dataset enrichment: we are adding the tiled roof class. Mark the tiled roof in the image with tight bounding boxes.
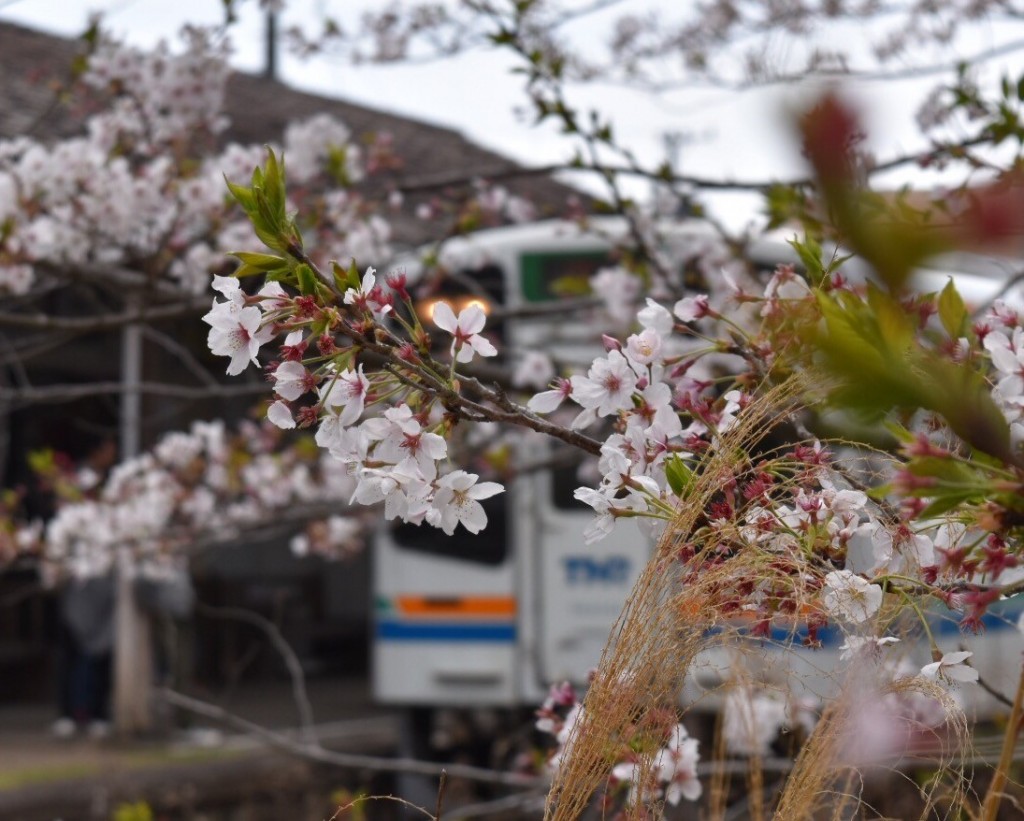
[0,20,580,248]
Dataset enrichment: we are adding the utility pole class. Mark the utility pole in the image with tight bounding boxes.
[113,297,155,735]
[265,8,278,81]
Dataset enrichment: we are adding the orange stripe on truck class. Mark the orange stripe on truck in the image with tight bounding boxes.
[395,596,517,618]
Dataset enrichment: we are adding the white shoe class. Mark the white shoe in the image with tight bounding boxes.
[51,717,76,739]
[87,720,111,740]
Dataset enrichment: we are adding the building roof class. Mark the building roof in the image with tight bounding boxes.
[0,20,579,248]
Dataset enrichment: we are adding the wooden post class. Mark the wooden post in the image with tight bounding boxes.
[113,306,154,735]
[113,555,155,734]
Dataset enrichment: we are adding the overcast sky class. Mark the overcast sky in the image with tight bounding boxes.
[3,0,1024,230]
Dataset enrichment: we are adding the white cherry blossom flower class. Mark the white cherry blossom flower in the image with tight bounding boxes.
[569,350,637,418]
[658,725,702,805]
[512,350,555,390]
[267,400,295,429]
[272,360,308,401]
[364,405,447,480]
[320,365,370,428]
[637,297,673,335]
[547,702,584,772]
[528,378,572,414]
[723,688,787,757]
[984,327,1024,401]
[673,294,709,322]
[822,569,883,624]
[921,651,978,684]
[432,302,497,363]
[428,470,504,535]
[590,267,641,326]
[204,302,272,376]
[838,635,900,661]
[257,280,291,313]
[611,724,702,806]
[573,486,648,543]
[210,274,245,307]
[625,327,663,366]
[351,461,431,522]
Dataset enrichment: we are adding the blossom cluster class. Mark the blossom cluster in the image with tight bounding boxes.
[0,27,388,299]
[4,418,363,580]
[204,266,505,536]
[206,148,1024,651]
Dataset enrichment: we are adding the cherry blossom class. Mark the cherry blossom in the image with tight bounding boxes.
[822,569,883,624]
[427,470,504,535]
[203,301,273,376]
[590,267,642,326]
[321,366,371,428]
[569,350,638,422]
[527,378,572,413]
[921,651,979,684]
[722,688,789,757]
[272,361,310,401]
[363,405,447,481]
[267,400,296,430]
[432,301,497,363]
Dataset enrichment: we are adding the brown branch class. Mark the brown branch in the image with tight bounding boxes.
[0,297,209,332]
[196,602,316,742]
[141,326,221,388]
[0,380,267,406]
[981,657,1024,821]
[391,136,989,195]
[159,688,543,788]
[605,36,1024,94]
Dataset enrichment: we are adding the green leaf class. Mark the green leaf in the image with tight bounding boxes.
[262,147,286,222]
[918,492,983,519]
[788,236,825,284]
[224,176,255,213]
[664,455,693,497]
[345,259,362,290]
[331,261,348,293]
[809,287,1014,464]
[232,251,287,271]
[295,263,318,296]
[937,278,968,338]
[882,421,915,443]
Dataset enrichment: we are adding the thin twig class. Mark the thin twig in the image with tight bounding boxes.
[0,380,267,406]
[141,326,221,388]
[0,296,209,332]
[435,769,448,821]
[959,642,1015,709]
[981,658,1024,821]
[391,136,989,196]
[195,602,316,742]
[160,688,543,788]
[445,790,548,821]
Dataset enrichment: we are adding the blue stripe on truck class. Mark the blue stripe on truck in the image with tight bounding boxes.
[376,620,517,642]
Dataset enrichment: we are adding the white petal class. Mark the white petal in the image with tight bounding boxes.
[432,301,457,333]
[528,390,564,413]
[469,481,504,501]
[267,400,295,429]
[459,304,487,335]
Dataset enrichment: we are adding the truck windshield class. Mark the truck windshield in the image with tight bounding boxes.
[390,495,508,565]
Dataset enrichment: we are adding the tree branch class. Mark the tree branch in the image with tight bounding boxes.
[141,326,221,388]
[0,297,209,333]
[159,688,543,788]
[196,602,317,742]
[391,137,989,195]
[0,380,267,407]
